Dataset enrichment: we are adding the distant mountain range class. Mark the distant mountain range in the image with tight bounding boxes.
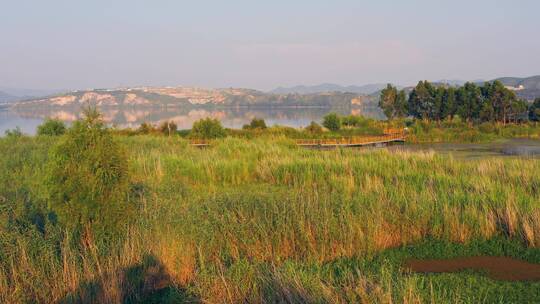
[6,75,540,110]
[270,76,540,100]
[0,87,62,104]
[494,76,540,101]
[270,83,390,95]
[12,87,376,110]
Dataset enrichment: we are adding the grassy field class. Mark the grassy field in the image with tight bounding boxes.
[1,134,540,303]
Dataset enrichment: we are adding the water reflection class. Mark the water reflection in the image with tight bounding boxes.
[388,139,540,159]
[1,106,385,134]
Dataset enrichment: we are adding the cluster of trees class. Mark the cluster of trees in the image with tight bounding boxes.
[380,81,536,124]
[531,98,540,121]
[242,117,267,130]
[137,121,178,135]
[321,113,377,131]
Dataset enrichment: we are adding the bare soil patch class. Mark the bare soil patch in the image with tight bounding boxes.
[403,256,540,281]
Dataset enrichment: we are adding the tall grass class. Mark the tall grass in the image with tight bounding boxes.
[407,120,540,143]
[1,135,540,303]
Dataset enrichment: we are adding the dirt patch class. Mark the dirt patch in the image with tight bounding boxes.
[403,256,540,281]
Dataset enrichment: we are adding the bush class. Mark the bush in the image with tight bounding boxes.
[305,121,323,135]
[158,121,178,136]
[137,122,156,134]
[4,127,23,138]
[243,118,267,130]
[46,107,130,237]
[341,115,362,127]
[37,118,66,136]
[478,122,497,134]
[191,118,226,139]
[322,113,341,131]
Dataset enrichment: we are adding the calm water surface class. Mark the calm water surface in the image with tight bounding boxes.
[0,106,384,135]
[388,139,540,159]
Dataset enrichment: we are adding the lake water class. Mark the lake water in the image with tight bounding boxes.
[388,139,540,159]
[0,106,385,135]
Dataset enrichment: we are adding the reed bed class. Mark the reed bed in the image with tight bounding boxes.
[1,135,540,303]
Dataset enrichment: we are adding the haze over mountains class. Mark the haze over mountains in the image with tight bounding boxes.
[4,75,540,110]
[12,87,375,110]
[270,83,390,95]
[0,87,62,104]
[0,91,18,103]
[272,75,540,100]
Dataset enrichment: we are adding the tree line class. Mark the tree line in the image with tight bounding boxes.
[380,81,540,123]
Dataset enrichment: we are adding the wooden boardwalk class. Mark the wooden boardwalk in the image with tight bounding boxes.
[189,139,211,147]
[296,131,407,148]
[189,129,408,148]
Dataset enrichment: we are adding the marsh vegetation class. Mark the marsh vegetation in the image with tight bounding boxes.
[1,109,540,303]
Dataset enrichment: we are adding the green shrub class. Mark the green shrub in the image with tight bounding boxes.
[305,121,323,135]
[191,118,226,139]
[158,121,178,136]
[243,117,267,130]
[341,115,363,127]
[4,127,23,138]
[46,108,130,236]
[322,113,341,131]
[137,122,156,134]
[37,118,66,136]
[478,122,496,134]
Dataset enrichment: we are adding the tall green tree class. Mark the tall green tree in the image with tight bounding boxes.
[433,87,447,121]
[530,98,540,121]
[408,81,436,119]
[440,87,457,119]
[510,99,529,123]
[487,81,513,123]
[456,82,482,122]
[379,84,408,119]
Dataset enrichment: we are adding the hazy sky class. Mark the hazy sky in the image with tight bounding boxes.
[1,0,539,91]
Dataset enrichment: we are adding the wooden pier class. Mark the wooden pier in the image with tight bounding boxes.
[189,129,408,148]
[296,129,407,148]
[189,139,211,147]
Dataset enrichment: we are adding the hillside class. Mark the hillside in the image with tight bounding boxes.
[495,75,540,100]
[271,83,388,95]
[13,87,377,109]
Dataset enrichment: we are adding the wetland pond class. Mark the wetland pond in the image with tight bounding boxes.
[389,139,540,160]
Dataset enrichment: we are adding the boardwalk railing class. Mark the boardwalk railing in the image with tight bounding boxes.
[296,133,406,147]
